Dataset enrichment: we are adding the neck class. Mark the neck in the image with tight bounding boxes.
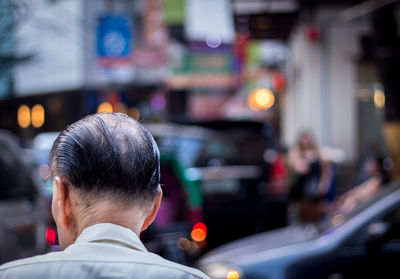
[74,199,147,238]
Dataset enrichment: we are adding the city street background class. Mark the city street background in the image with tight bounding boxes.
[0,0,400,278]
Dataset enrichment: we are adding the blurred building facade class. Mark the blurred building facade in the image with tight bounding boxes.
[282,1,400,174]
[283,5,368,162]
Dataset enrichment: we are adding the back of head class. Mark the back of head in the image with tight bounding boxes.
[49,113,160,206]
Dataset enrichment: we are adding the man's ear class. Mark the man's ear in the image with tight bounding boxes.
[52,177,74,228]
[141,186,163,232]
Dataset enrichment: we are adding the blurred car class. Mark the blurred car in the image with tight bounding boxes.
[144,122,286,262]
[173,119,289,198]
[29,132,60,192]
[196,182,400,279]
[0,130,52,263]
[26,132,61,248]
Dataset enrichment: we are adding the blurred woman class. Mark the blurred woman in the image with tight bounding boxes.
[288,131,331,223]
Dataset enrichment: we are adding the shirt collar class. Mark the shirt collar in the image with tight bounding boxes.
[73,223,148,252]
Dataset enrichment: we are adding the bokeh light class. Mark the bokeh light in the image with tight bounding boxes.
[17,105,31,128]
[206,33,222,48]
[177,237,191,250]
[115,102,128,114]
[374,88,385,108]
[248,88,275,111]
[45,227,57,246]
[31,104,45,128]
[191,222,207,242]
[128,107,140,120]
[97,102,113,113]
[38,164,51,180]
[227,270,240,279]
[150,93,166,111]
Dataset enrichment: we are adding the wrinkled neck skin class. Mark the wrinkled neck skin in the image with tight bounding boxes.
[62,187,150,249]
[73,194,148,238]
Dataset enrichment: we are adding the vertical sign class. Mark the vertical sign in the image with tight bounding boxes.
[97,14,133,67]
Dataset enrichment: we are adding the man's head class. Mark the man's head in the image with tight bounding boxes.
[49,113,162,249]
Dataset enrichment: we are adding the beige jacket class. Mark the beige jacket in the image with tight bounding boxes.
[0,223,210,279]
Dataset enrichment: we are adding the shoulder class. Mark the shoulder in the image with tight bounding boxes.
[140,252,210,279]
[0,252,210,279]
[0,252,61,269]
[0,252,62,278]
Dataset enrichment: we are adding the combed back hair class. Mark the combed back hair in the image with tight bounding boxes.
[49,113,160,206]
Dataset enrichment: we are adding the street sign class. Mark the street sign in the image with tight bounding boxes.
[97,14,133,66]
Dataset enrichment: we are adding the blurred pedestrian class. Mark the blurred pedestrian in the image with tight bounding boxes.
[0,113,209,279]
[337,154,389,214]
[288,131,331,224]
[267,147,289,197]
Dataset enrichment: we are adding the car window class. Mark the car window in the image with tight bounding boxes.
[176,137,203,167]
[381,205,400,243]
[156,132,268,168]
[222,132,269,165]
[156,135,203,167]
[346,199,400,246]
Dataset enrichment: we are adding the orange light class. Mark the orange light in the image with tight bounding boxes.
[31,104,45,128]
[17,105,31,128]
[191,222,207,242]
[128,107,140,120]
[177,237,191,250]
[97,102,113,113]
[374,89,385,108]
[115,102,128,113]
[46,227,57,246]
[227,270,240,279]
[247,88,275,111]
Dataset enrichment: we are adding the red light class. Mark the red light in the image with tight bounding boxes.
[193,222,207,233]
[46,227,57,246]
[191,222,207,242]
[305,26,320,42]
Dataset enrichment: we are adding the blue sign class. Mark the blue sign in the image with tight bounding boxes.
[97,14,133,59]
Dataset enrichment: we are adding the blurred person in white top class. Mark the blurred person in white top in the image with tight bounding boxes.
[0,113,209,279]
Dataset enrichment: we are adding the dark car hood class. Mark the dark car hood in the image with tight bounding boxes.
[198,225,318,265]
